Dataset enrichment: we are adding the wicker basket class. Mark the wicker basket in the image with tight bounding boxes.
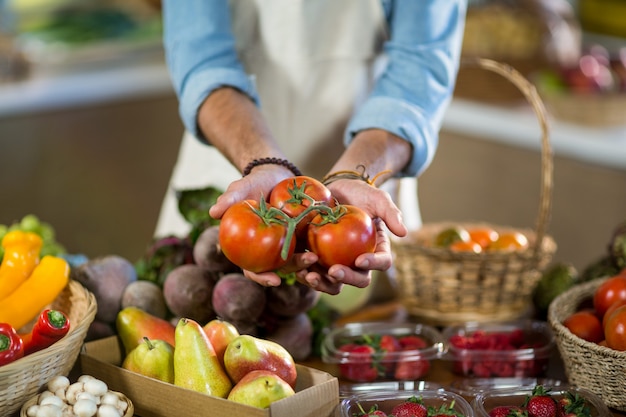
[392,58,557,326]
[20,390,134,417]
[548,278,626,412]
[0,280,97,416]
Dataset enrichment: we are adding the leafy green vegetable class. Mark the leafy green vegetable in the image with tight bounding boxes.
[176,186,223,243]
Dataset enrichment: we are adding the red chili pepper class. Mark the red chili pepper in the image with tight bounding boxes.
[22,309,70,355]
[0,322,24,366]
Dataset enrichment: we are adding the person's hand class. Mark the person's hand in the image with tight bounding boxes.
[208,164,294,219]
[286,178,408,294]
[245,179,407,295]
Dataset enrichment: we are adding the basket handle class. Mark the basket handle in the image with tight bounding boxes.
[458,57,554,261]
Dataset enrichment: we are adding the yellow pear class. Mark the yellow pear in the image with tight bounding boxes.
[174,318,232,398]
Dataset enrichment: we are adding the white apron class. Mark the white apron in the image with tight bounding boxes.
[155,0,422,237]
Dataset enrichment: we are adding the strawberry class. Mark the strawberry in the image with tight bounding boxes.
[557,392,591,417]
[355,402,388,417]
[338,343,379,382]
[390,396,428,417]
[378,334,402,377]
[488,405,525,417]
[398,335,429,349]
[524,386,558,417]
[394,349,430,380]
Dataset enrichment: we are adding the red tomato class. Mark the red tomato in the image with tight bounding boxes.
[306,204,376,269]
[604,304,626,350]
[593,275,626,318]
[218,200,296,273]
[268,176,334,236]
[563,310,604,343]
[603,299,626,329]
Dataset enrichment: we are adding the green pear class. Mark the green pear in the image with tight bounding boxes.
[203,318,240,367]
[116,306,176,355]
[121,337,175,383]
[173,317,233,398]
[227,370,295,408]
[223,334,297,388]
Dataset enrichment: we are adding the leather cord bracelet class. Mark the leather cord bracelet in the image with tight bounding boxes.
[242,157,302,177]
[321,164,391,187]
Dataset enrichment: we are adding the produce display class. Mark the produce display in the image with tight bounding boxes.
[22,374,132,417]
[536,45,626,95]
[118,314,297,409]
[2,203,623,416]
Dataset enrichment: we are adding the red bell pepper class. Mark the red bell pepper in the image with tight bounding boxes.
[0,322,24,366]
[22,309,70,355]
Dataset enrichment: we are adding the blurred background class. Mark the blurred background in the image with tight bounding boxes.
[0,0,625,273]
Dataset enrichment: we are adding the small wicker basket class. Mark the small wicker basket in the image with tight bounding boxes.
[392,58,557,326]
[20,390,134,417]
[548,278,626,412]
[0,280,97,416]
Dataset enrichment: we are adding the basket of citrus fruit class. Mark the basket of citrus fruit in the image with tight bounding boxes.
[391,58,557,325]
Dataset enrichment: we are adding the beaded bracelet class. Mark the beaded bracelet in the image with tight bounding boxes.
[321,165,391,187]
[242,157,302,177]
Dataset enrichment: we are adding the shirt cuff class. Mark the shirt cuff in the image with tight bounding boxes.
[344,96,438,177]
[179,68,259,139]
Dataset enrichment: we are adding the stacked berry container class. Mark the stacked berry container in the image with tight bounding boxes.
[442,320,555,378]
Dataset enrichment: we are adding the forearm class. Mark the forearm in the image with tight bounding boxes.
[197,87,285,173]
[329,129,412,183]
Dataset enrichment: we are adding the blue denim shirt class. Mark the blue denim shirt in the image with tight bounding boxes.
[162,0,466,177]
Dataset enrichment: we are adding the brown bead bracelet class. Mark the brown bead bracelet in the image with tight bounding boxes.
[242,157,302,177]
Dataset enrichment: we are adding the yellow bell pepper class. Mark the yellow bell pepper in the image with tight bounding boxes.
[0,255,69,331]
[0,230,43,301]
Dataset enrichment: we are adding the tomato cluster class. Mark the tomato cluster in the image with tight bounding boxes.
[563,269,626,350]
[218,176,376,274]
[448,329,548,378]
[434,226,528,254]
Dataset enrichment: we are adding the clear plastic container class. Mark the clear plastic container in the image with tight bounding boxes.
[442,320,555,378]
[473,386,611,417]
[339,389,474,417]
[321,322,445,382]
[340,380,442,397]
[449,377,565,398]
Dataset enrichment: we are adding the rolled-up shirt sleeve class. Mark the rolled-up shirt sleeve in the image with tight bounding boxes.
[345,0,467,177]
[162,0,259,139]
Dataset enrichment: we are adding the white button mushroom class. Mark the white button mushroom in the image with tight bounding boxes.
[96,404,122,417]
[83,378,108,398]
[35,403,62,417]
[73,398,98,417]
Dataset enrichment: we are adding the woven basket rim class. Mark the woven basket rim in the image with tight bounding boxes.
[548,277,626,360]
[0,280,97,373]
